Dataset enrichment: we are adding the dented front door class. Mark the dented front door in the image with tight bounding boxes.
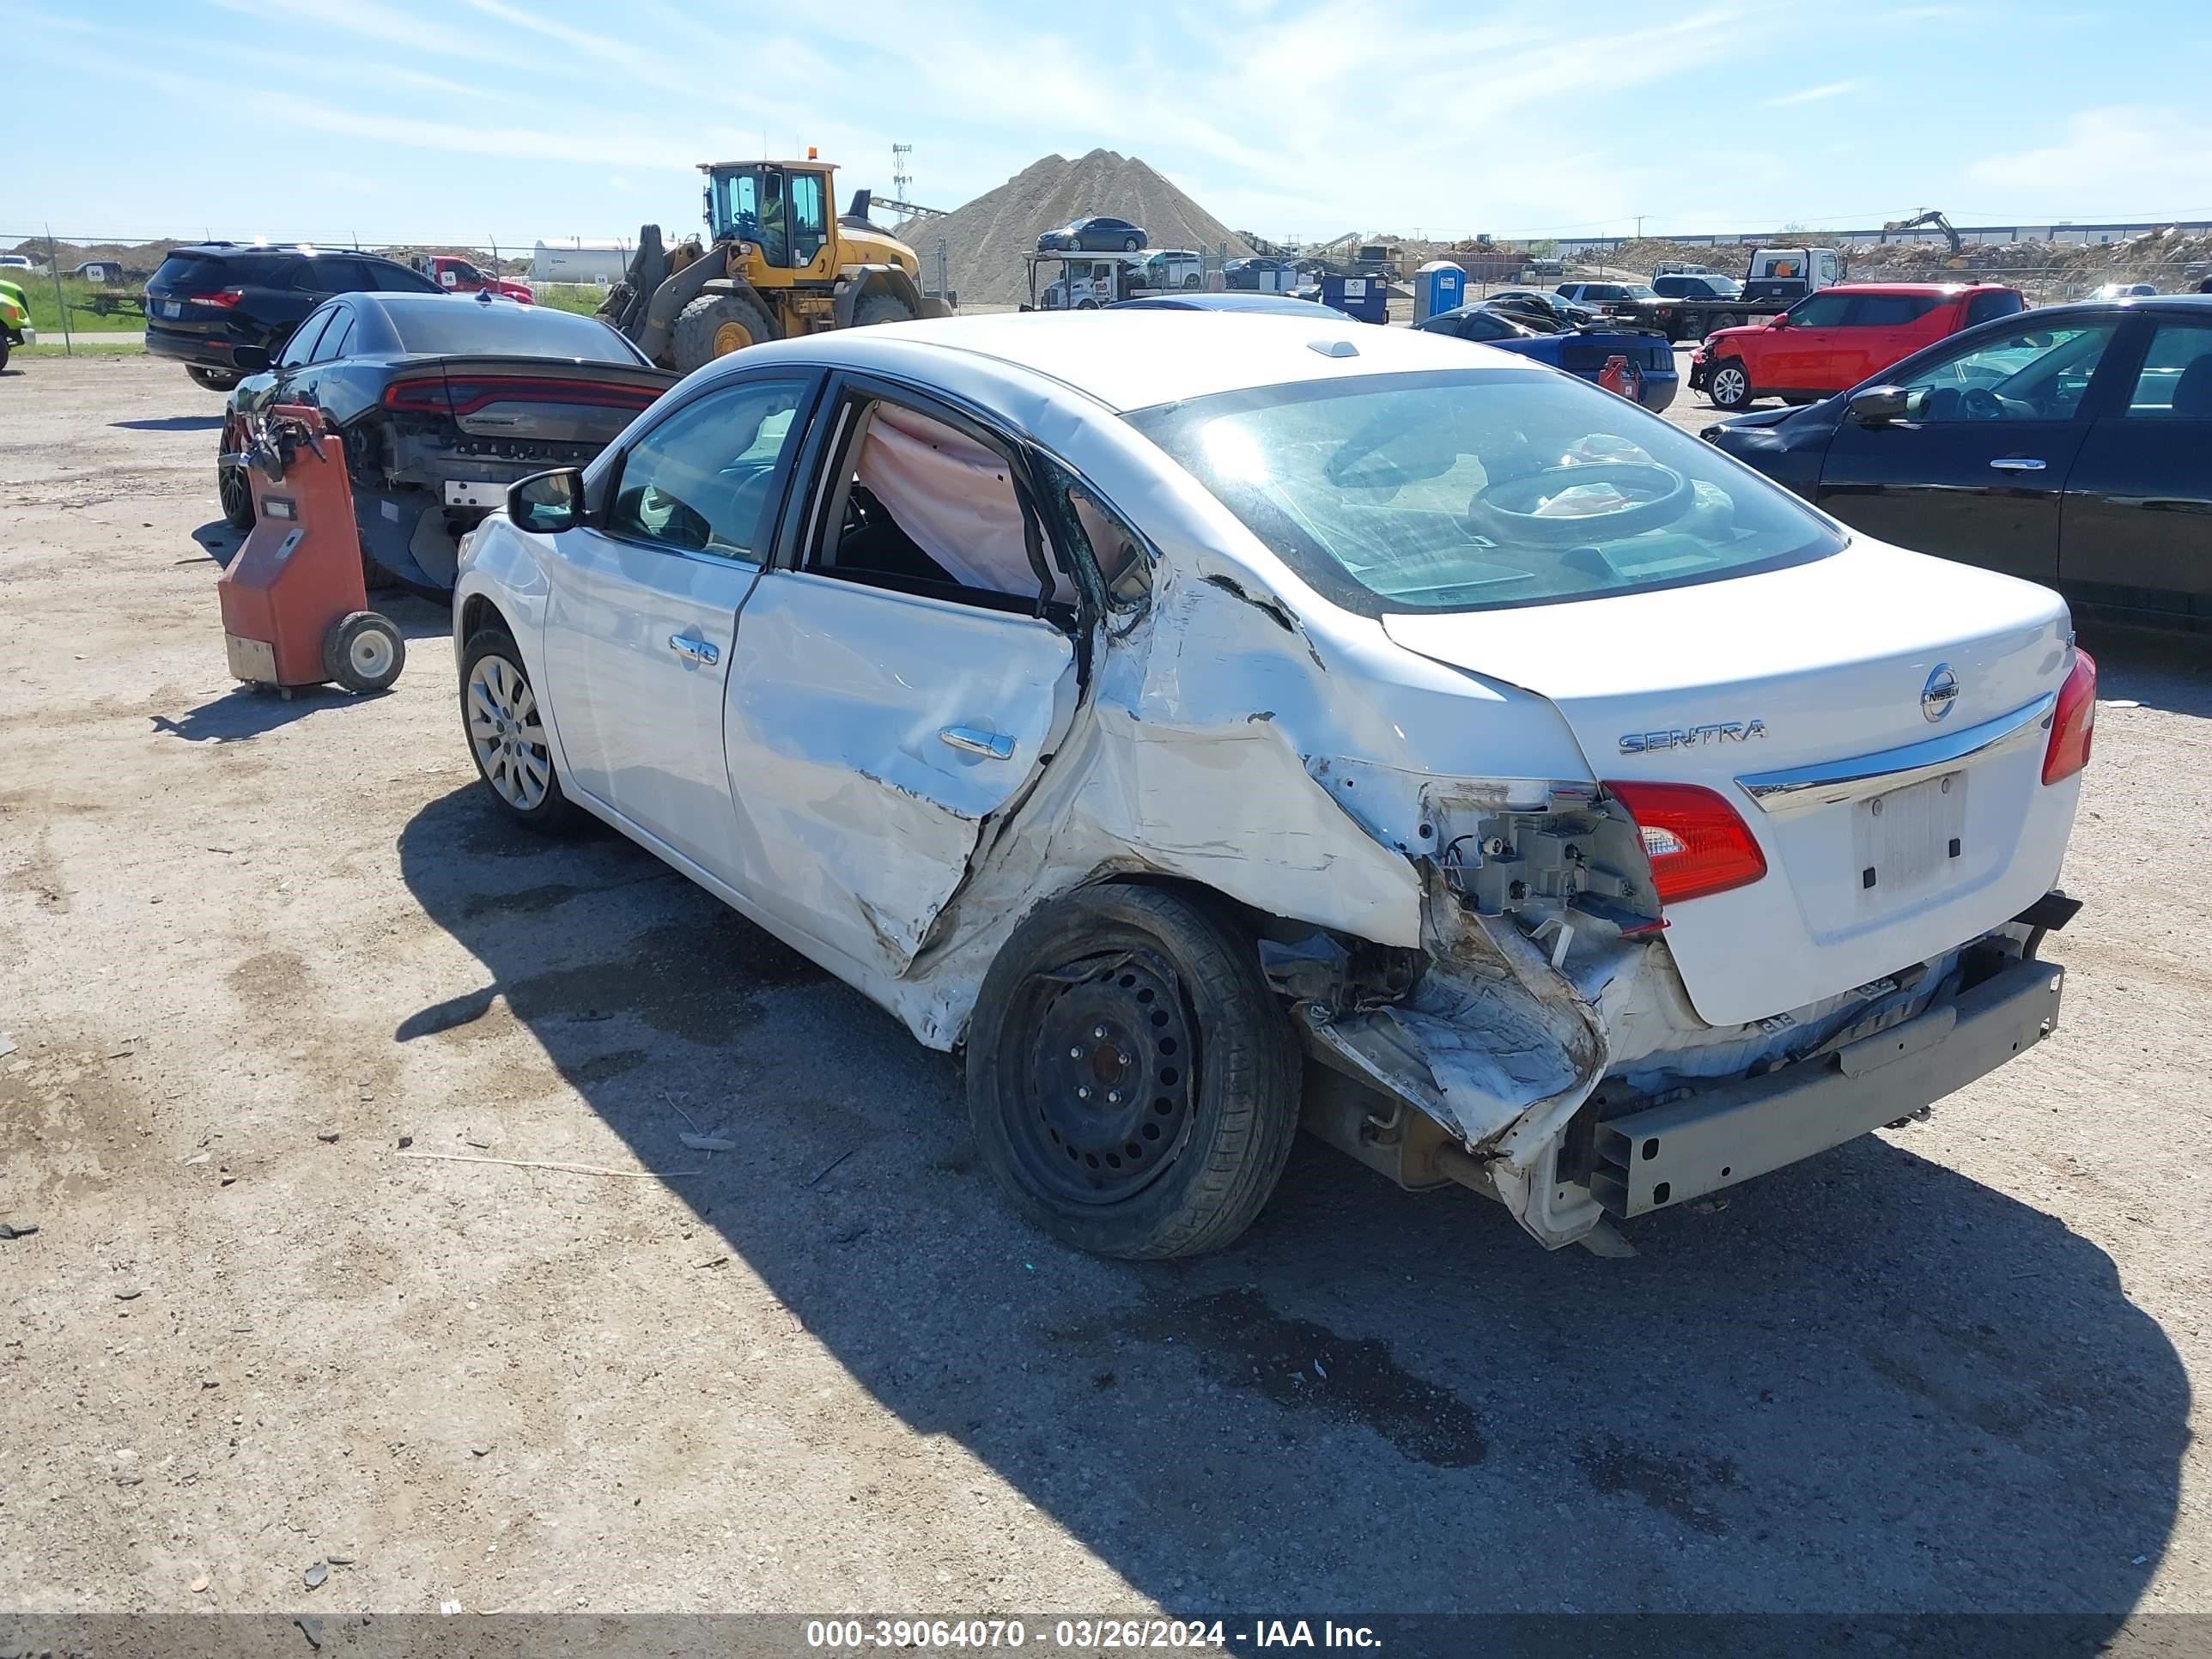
[720,569,1077,974]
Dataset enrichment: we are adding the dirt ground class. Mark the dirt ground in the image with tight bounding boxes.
[4,354,2210,1639]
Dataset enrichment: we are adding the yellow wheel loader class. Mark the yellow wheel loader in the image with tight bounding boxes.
[598,156,953,374]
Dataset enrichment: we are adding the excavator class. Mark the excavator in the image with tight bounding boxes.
[598,153,953,374]
[1881,209,1966,263]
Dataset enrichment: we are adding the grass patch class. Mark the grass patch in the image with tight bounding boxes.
[532,283,610,317]
[9,277,149,336]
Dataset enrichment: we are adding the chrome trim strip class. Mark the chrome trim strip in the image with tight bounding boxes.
[1735,691,2056,816]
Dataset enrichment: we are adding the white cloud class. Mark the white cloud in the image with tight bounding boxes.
[1969,106,2212,211]
[1762,81,1862,107]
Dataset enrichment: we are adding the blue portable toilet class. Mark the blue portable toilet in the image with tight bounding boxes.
[1414,260,1467,322]
[1321,272,1389,325]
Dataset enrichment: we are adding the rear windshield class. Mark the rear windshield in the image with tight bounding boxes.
[388,301,641,362]
[1125,369,1845,617]
[152,252,277,289]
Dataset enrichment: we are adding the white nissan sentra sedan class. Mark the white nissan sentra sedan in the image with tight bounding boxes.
[453,313,2092,1259]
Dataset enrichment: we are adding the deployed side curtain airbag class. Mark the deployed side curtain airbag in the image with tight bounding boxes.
[854,404,1069,601]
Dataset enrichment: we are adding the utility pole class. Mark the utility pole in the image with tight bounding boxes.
[1635,215,1646,240]
[891,143,914,204]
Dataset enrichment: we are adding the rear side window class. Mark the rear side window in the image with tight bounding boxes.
[289,257,377,294]
[1964,289,2025,327]
[152,253,236,292]
[1846,294,1942,326]
[2121,322,2212,417]
[387,301,641,362]
[368,261,440,293]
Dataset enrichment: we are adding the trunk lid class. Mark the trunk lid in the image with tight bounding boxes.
[1382,540,2081,1027]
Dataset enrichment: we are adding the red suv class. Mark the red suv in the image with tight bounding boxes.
[1692,283,2026,410]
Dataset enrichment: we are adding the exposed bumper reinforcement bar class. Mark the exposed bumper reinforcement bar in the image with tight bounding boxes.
[1589,957,2064,1218]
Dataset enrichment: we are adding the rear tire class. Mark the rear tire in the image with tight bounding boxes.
[851,291,918,328]
[1707,310,1741,333]
[1708,358,1754,410]
[324,611,404,694]
[1122,236,1140,252]
[188,366,241,392]
[216,419,255,531]
[966,884,1300,1261]
[670,290,777,374]
[1182,273,1200,289]
[459,626,580,834]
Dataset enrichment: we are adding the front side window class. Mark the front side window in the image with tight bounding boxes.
[608,378,808,558]
[1785,293,1855,328]
[1899,322,2117,422]
[1127,368,1844,617]
[1963,289,2024,327]
[2121,321,2212,417]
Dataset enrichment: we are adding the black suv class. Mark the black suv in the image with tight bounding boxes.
[145,244,441,391]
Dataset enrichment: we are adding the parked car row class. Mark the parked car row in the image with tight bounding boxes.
[1705,295,2212,628]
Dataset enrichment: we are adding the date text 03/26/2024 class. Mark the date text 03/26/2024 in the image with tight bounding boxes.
[805,1618,1383,1650]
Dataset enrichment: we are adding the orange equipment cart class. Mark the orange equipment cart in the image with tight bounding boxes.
[216,404,405,697]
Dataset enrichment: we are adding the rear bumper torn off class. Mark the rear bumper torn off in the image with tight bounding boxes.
[1590,956,2063,1218]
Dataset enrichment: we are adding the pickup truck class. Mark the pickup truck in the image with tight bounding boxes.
[1690,283,2027,410]
[1607,247,1848,341]
[414,253,535,304]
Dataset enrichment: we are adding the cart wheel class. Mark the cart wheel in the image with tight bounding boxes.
[324,611,405,694]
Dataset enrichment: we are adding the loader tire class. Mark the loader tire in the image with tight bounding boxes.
[851,291,918,328]
[670,291,776,374]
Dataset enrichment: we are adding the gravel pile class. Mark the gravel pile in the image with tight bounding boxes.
[901,150,1255,308]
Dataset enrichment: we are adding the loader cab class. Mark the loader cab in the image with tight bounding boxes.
[702,161,832,275]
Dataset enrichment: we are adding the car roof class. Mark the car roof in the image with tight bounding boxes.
[167,241,407,265]
[1825,282,2010,295]
[714,311,1522,413]
[1108,294,1323,313]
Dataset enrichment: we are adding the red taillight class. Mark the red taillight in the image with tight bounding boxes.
[1604,781,1769,906]
[189,289,244,308]
[383,377,454,414]
[2042,648,2097,784]
[383,375,655,416]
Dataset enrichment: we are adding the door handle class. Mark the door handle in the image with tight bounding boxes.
[1989,458,2047,472]
[667,634,720,665]
[939,725,1014,760]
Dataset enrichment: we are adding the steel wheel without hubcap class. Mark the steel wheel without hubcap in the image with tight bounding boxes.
[349,629,395,683]
[1014,952,1198,1206]
[712,319,754,355]
[467,653,552,811]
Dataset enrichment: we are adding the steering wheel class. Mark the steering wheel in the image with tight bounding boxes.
[1465,462,1694,545]
[1957,386,2008,422]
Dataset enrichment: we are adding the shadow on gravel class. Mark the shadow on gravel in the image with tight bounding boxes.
[112,414,225,431]
[151,593,452,741]
[396,780,2186,1642]
[2078,623,2212,720]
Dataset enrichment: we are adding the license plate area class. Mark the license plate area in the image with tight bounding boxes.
[442,480,506,509]
[1852,770,1966,904]
[159,300,181,319]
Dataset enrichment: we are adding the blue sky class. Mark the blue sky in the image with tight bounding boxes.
[9,0,2212,250]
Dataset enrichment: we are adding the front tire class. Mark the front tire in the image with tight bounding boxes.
[459,626,579,834]
[966,884,1299,1261]
[1707,358,1754,410]
[851,291,917,328]
[670,290,777,374]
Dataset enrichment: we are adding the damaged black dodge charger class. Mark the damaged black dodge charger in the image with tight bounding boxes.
[218,292,673,591]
